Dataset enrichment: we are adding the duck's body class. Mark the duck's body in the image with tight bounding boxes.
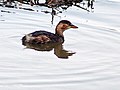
[22,30,64,44]
[22,20,78,44]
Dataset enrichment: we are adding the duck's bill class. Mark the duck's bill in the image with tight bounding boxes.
[70,25,78,28]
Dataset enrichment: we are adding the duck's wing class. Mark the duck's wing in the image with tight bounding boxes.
[30,30,54,37]
[30,30,58,42]
[22,30,61,44]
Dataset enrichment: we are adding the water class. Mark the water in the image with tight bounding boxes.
[0,0,120,90]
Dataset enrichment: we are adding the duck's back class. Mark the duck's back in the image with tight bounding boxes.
[22,30,64,44]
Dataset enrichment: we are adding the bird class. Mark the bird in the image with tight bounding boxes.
[22,20,78,45]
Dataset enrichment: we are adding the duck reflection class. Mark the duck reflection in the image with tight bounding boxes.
[22,42,75,59]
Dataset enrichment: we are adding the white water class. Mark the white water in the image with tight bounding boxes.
[0,0,120,90]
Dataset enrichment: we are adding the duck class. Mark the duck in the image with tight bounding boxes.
[22,20,78,45]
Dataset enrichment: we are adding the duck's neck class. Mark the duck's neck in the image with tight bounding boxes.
[55,30,64,37]
[55,26,64,37]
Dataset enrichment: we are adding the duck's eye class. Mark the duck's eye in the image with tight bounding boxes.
[61,24,68,29]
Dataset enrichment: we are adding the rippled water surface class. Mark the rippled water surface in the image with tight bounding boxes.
[0,0,120,90]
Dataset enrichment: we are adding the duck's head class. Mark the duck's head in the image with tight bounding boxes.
[55,20,78,36]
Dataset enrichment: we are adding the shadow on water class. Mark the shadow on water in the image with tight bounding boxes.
[22,42,75,59]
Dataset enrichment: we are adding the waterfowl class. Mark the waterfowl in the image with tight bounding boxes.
[22,20,78,44]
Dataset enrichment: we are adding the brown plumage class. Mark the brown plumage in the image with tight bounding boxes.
[22,20,78,45]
